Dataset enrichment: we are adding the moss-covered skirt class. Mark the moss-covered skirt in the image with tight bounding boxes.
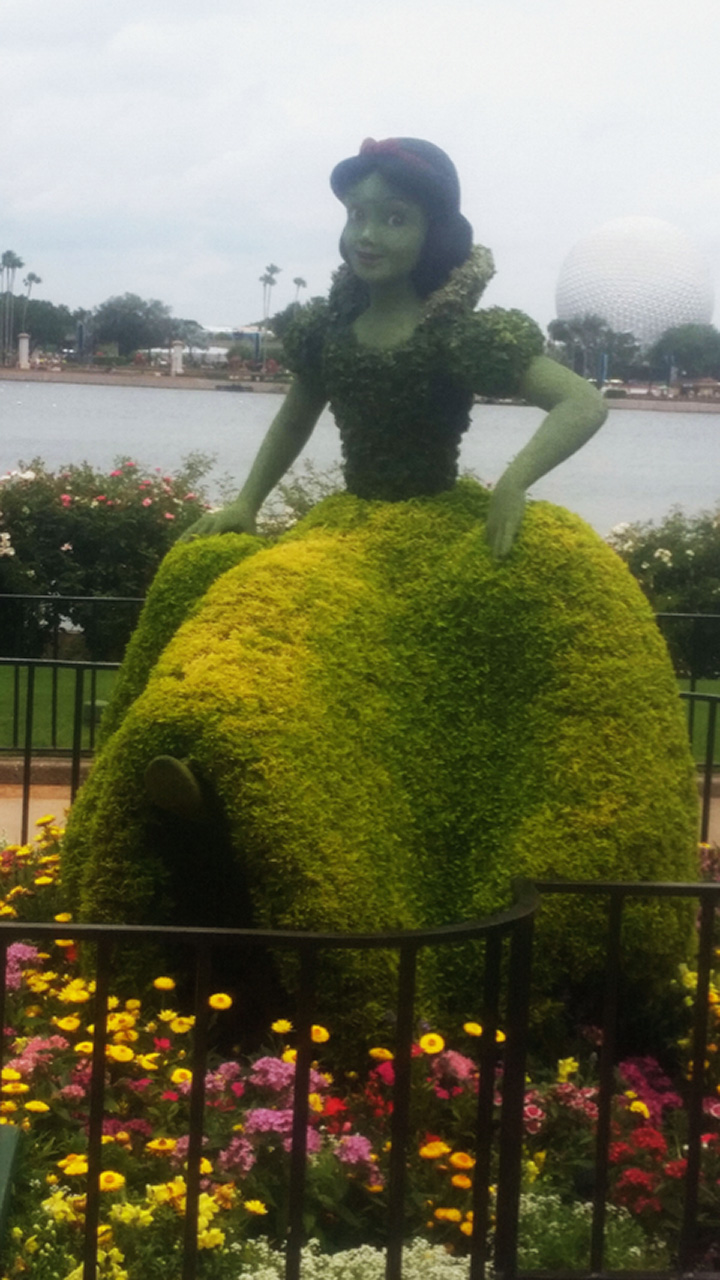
[62,481,698,1032]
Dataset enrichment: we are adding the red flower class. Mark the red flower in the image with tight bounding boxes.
[630,1127,667,1158]
[609,1141,633,1163]
[663,1159,688,1179]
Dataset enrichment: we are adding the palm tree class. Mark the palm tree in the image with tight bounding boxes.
[1,250,25,365]
[20,272,42,332]
[293,276,307,303]
[259,264,281,369]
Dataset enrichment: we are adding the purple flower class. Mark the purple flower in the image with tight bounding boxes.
[249,1058,296,1093]
[244,1108,321,1153]
[335,1134,374,1169]
[5,943,40,992]
[218,1136,256,1175]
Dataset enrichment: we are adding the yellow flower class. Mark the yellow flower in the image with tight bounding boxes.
[452,1174,473,1189]
[449,1151,476,1170]
[1,1082,29,1094]
[74,1042,94,1055]
[308,1092,324,1113]
[106,1044,134,1063]
[434,1207,462,1222]
[463,1021,483,1036]
[170,1068,192,1085]
[1,1068,22,1081]
[419,1141,452,1159]
[54,939,75,948]
[460,1220,474,1236]
[99,1170,126,1192]
[0,904,18,918]
[146,1136,177,1154]
[157,1009,177,1023]
[369,1047,394,1061]
[244,1199,268,1215]
[311,1025,330,1043]
[170,1017,195,1034]
[54,912,73,923]
[107,1013,137,1032]
[135,1054,160,1071]
[198,1227,226,1249]
[271,1018,293,1034]
[34,875,54,886]
[153,977,176,991]
[54,1016,81,1033]
[629,1100,650,1118]
[60,1156,89,1176]
[24,1100,51,1113]
[0,1102,17,1113]
[282,1048,297,1063]
[557,1056,579,1082]
[209,992,233,1011]
[125,999,141,1012]
[418,1033,445,1055]
[36,814,56,826]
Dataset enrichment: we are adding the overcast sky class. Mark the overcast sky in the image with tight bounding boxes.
[2,0,719,332]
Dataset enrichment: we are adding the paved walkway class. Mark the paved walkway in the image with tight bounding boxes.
[1,781,718,849]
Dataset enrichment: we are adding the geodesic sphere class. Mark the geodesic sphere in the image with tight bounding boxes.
[556,217,714,349]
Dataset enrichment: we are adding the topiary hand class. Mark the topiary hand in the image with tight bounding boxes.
[178,499,257,542]
[485,475,526,559]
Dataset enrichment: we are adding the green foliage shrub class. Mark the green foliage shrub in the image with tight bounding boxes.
[0,455,213,659]
[63,481,698,1032]
[608,507,720,676]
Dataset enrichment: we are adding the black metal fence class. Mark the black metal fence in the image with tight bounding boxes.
[3,883,720,1278]
[0,890,539,1280]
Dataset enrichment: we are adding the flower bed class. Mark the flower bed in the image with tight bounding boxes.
[0,822,717,1277]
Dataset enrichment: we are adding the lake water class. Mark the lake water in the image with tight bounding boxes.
[1,379,718,536]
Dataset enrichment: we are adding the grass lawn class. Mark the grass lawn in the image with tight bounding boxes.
[679,677,720,767]
[0,664,118,753]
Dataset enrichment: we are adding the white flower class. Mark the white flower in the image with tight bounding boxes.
[611,522,630,536]
[653,547,672,565]
[0,532,15,558]
[60,543,73,553]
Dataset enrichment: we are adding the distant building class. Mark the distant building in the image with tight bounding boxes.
[555,217,715,349]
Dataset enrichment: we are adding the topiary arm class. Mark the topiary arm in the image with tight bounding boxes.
[486,355,607,559]
[179,376,328,539]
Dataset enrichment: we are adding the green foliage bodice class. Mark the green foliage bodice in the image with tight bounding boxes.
[283,247,544,501]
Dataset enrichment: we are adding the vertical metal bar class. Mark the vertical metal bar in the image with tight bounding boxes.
[70,666,85,800]
[83,936,112,1280]
[679,891,715,1269]
[182,944,212,1280]
[470,930,502,1280]
[20,664,35,845]
[590,892,624,1272]
[494,914,534,1280]
[51,603,60,747]
[286,946,317,1280]
[700,699,717,843]
[385,942,418,1280]
[12,664,20,750]
[89,667,98,751]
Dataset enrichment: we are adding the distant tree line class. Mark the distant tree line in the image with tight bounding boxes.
[547,314,720,384]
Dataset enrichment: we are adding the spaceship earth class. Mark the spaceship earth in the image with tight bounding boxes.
[555,217,715,349]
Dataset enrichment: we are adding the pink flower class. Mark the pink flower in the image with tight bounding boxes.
[110,469,122,477]
[60,493,72,506]
[142,498,152,507]
[336,1134,374,1169]
[164,512,175,519]
[6,942,39,991]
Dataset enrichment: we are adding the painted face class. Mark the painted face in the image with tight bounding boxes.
[342,172,429,287]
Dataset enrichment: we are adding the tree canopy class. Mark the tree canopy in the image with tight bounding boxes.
[547,314,641,382]
[93,293,176,357]
[647,323,720,380]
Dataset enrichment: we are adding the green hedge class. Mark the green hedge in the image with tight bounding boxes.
[62,481,698,1034]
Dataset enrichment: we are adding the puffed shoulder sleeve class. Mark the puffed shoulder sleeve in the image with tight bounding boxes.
[281,299,330,397]
[445,307,545,398]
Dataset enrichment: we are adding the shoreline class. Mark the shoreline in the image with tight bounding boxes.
[0,368,288,393]
[1,368,720,412]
